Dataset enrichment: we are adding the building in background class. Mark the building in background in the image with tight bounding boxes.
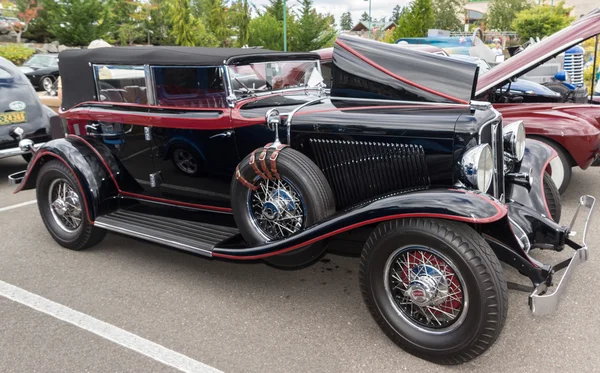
[348,21,396,39]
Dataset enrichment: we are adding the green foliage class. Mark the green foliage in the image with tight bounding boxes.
[432,0,464,31]
[167,0,217,47]
[511,2,574,39]
[0,44,35,65]
[360,12,370,22]
[46,0,112,46]
[340,11,352,30]
[248,13,283,50]
[390,5,401,23]
[229,0,251,47]
[289,0,336,52]
[391,0,433,39]
[264,0,285,22]
[486,0,531,31]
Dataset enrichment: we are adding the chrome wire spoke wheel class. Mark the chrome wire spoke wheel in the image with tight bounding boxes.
[48,178,83,233]
[174,149,198,174]
[247,177,305,240]
[384,245,468,332]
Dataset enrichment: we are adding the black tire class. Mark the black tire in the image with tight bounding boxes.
[534,137,572,194]
[36,160,106,250]
[360,218,508,365]
[231,147,335,268]
[22,153,32,163]
[543,172,561,222]
[40,76,55,94]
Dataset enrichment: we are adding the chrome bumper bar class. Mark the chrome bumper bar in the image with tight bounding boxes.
[529,195,596,315]
[0,142,44,160]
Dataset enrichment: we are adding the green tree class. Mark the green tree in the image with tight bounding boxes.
[23,0,56,43]
[290,0,336,52]
[167,0,217,46]
[264,0,285,21]
[360,12,370,22]
[204,0,231,46]
[229,0,251,47]
[248,13,283,50]
[511,2,574,39]
[340,11,352,30]
[486,0,531,31]
[391,0,433,39]
[47,0,112,46]
[432,0,464,31]
[390,5,401,23]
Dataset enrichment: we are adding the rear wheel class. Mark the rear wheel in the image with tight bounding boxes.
[231,146,335,268]
[543,172,561,222]
[360,218,507,364]
[36,160,106,250]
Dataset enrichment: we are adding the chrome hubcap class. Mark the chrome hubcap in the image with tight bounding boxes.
[548,156,564,190]
[174,149,197,174]
[385,246,467,331]
[248,177,304,240]
[48,179,82,232]
[42,78,53,91]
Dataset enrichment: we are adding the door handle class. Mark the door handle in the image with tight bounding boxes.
[210,130,233,139]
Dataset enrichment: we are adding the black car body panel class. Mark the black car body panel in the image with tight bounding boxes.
[0,57,51,153]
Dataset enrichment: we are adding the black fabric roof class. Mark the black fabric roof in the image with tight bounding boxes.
[58,46,319,67]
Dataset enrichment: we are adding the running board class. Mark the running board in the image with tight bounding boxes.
[94,210,238,257]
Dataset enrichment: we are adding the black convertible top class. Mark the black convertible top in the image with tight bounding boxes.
[58,46,319,110]
[59,46,319,67]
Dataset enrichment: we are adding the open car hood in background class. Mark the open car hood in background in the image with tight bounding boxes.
[331,34,479,104]
[477,9,600,96]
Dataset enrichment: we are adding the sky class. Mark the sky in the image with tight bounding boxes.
[250,0,412,29]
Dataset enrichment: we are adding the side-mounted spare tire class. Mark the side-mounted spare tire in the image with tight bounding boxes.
[231,145,335,268]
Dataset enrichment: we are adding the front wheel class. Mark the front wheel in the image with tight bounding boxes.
[36,160,106,250]
[360,218,508,364]
[41,76,55,94]
[543,172,561,222]
[535,137,572,194]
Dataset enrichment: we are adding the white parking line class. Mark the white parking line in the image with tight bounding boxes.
[0,280,223,373]
[0,200,37,213]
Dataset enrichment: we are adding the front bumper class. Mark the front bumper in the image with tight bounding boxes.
[0,142,45,160]
[529,195,595,315]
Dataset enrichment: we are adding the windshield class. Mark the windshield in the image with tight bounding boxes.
[24,55,58,68]
[228,60,323,98]
[477,59,492,74]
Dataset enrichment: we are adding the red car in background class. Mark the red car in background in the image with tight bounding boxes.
[476,10,600,193]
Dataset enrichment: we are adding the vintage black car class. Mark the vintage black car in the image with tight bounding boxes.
[9,35,595,364]
[19,54,60,94]
[0,57,54,162]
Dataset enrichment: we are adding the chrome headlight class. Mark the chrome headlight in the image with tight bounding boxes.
[503,120,525,162]
[461,144,494,193]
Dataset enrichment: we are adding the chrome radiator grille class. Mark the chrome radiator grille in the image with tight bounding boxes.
[481,119,505,201]
[309,139,430,208]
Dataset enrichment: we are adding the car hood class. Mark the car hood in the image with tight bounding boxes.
[330,34,479,105]
[18,66,36,74]
[477,10,600,95]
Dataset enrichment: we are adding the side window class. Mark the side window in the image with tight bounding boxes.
[152,66,226,108]
[93,65,147,104]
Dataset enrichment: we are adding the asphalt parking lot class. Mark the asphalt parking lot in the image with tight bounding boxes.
[1,155,599,373]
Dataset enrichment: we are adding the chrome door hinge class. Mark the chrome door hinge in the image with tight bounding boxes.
[149,171,162,188]
[144,127,152,141]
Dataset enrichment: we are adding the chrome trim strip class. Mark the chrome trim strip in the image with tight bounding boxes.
[0,143,45,160]
[491,121,499,198]
[529,195,595,315]
[93,220,213,257]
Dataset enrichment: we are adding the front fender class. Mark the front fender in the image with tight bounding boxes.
[506,138,555,218]
[15,138,118,221]
[213,188,506,260]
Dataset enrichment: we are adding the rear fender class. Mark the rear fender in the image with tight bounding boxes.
[15,138,118,221]
[212,189,507,260]
[506,139,555,218]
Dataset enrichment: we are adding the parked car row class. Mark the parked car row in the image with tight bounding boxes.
[1,9,598,366]
[0,16,23,34]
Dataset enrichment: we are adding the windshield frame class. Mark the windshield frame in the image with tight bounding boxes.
[225,59,323,100]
